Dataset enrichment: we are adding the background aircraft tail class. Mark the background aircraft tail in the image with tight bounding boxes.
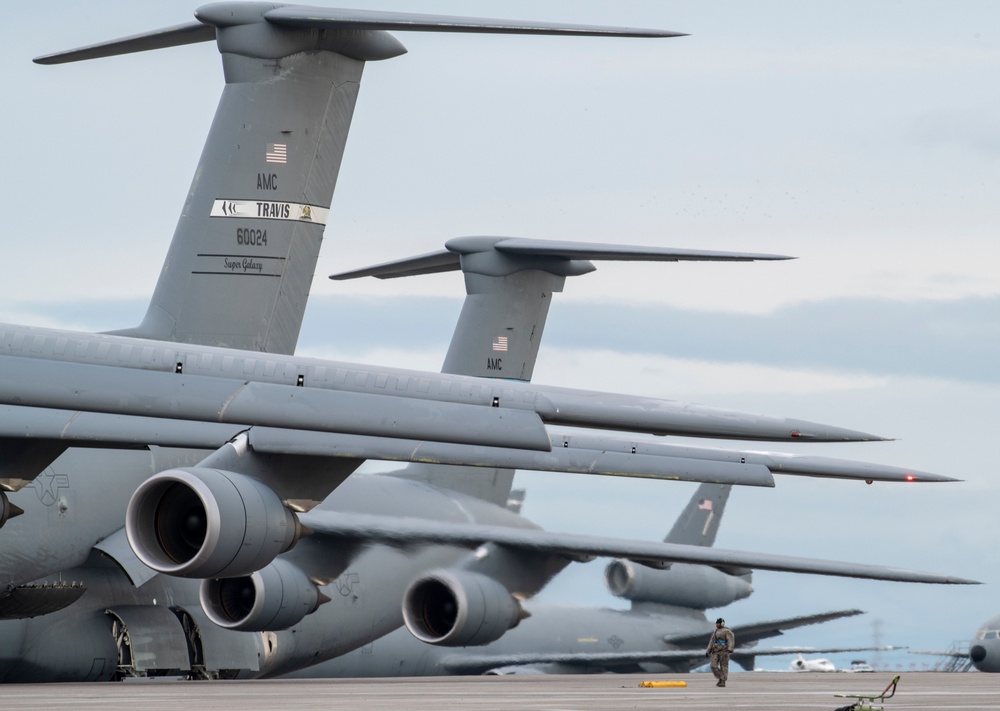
[663,481,731,546]
[332,236,791,381]
[332,237,787,503]
[606,482,751,612]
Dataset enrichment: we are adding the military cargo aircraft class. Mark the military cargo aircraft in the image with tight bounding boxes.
[2,2,955,586]
[281,483,874,677]
[0,2,976,681]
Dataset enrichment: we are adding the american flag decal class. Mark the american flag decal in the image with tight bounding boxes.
[266,143,287,164]
[698,499,713,511]
[492,336,508,352]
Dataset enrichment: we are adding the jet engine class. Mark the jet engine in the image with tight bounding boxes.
[200,558,323,631]
[605,559,752,610]
[0,491,24,530]
[125,468,302,578]
[402,569,524,647]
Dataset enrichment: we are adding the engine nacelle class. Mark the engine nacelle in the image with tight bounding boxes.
[125,468,300,578]
[402,569,523,647]
[605,559,752,610]
[200,558,322,631]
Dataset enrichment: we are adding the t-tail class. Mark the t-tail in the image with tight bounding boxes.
[331,238,788,502]
[36,4,683,354]
[331,236,791,380]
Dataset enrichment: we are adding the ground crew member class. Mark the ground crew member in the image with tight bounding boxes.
[706,617,735,687]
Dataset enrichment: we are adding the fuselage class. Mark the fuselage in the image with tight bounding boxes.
[284,602,713,678]
[0,472,562,681]
[970,614,1000,672]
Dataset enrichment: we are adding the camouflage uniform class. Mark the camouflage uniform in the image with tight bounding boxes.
[706,623,735,686]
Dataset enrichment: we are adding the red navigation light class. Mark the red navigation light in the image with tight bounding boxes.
[905,474,915,482]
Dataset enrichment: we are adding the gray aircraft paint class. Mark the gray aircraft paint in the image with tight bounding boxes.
[280,483,843,678]
[0,3,975,683]
[1,1,399,593]
[109,22,365,354]
[0,478,861,682]
[969,614,1000,673]
[0,4,700,680]
[0,6,688,607]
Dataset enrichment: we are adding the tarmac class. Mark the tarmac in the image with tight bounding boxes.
[1,672,994,710]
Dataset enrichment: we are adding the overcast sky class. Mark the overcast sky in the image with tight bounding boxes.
[3,1,998,670]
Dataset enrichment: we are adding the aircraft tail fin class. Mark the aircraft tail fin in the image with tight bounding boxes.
[39,9,400,353]
[39,6,682,354]
[334,237,786,503]
[332,236,792,380]
[663,482,732,547]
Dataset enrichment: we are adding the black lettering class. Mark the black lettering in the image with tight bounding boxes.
[487,358,503,371]
[257,172,278,190]
[255,201,292,220]
[237,228,268,247]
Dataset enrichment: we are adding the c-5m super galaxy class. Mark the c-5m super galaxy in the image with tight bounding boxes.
[0,2,975,681]
[283,483,877,678]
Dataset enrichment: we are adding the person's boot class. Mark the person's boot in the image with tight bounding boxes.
[717,681,725,687]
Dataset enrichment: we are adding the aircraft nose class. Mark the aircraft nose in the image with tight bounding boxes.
[970,645,987,663]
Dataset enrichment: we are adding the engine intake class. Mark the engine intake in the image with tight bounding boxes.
[402,569,523,647]
[200,558,322,631]
[125,468,301,578]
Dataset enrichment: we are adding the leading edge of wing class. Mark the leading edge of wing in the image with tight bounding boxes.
[298,510,978,585]
[264,6,686,38]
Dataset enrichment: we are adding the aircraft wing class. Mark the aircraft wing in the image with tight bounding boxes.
[0,356,552,452]
[0,402,952,496]
[0,330,892,443]
[298,510,977,584]
[664,609,865,647]
[436,643,895,675]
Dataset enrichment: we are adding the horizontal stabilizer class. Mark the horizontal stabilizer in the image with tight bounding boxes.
[330,236,792,281]
[490,237,792,262]
[263,6,686,38]
[35,4,682,66]
[330,249,460,280]
[33,22,215,64]
[299,510,979,585]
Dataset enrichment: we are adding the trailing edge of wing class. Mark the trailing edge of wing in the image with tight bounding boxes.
[0,407,775,489]
[33,22,215,65]
[264,6,686,38]
[298,511,979,585]
[0,356,552,453]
